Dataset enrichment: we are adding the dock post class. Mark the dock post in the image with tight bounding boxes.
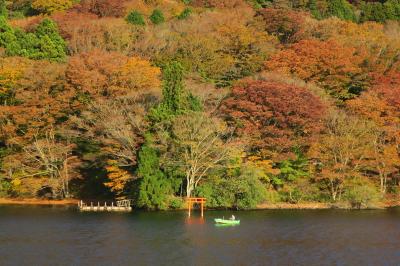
[201,201,204,217]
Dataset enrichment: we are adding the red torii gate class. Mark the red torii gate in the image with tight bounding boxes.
[186,197,206,217]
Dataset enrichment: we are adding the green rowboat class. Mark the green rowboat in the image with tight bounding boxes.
[214,218,240,225]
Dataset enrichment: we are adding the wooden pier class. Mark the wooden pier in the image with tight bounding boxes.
[78,199,133,212]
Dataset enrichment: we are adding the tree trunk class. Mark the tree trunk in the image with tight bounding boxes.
[186,175,193,198]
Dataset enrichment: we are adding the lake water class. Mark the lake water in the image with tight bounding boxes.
[1,206,400,266]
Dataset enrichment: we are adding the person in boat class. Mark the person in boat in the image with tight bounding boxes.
[230,215,235,220]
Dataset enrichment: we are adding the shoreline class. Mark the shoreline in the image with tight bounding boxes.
[0,198,398,210]
[0,198,79,206]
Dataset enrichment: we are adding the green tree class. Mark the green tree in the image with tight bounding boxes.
[177,8,192,20]
[150,9,165,25]
[161,62,186,114]
[136,140,173,210]
[0,18,66,61]
[164,112,230,198]
[272,151,309,187]
[126,10,146,26]
[344,177,381,209]
[197,164,267,210]
[326,0,356,21]
[307,0,321,19]
[0,0,7,18]
[149,61,201,122]
[31,19,66,60]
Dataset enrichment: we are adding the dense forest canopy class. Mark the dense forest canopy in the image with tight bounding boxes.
[0,0,399,210]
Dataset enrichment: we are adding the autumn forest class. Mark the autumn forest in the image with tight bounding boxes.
[0,0,400,210]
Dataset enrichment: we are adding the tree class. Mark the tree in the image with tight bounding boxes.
[21,129,78,198]
[136,140,173,210]
[150,9,165,25]
[149,61,201,122]
[326,0,356,21]
[220,80,327,159]
[190,0,246,8]
[177,8,192,20]
[0,0,7,18]
[163,112,231,197]
[0,59,71,149]
[66,50,161,99]
[347,72,400,193]
[76,0,126,17]
[104,160,133,199]
[257,8,308,44]
[32,0,73,14]
[53,12,137,55]
[0,18,66,61]
[197,163,267,209]
[75,99,148,167]
[266,39,363,100]
[126,10,146,26]
[309,111,376,201]
[0,57,27,106]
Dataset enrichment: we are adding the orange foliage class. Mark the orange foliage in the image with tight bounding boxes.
[66,50,161,98]
[0,59,71,147]
[52,12,138,54]
[266,39,363,100]
[303,18,400,75]
[105,160,133,198]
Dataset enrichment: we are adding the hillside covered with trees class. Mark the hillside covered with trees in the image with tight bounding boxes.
[0,0,400,209]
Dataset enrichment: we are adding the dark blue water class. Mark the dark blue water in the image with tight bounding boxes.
[1,206,400,266]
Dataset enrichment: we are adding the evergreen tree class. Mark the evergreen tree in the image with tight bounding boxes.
[0,0,7,18]
[33,19,66,60]
[126,10,146,26]
[136,140,172,210]
[162,61,186,114]
[150,9,165,25]
[149,61,202,123]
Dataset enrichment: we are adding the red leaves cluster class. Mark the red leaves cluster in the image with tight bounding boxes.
[348,71,400,142]
[190,0,246,8]
[220,80,327,157]
[52,11,98,39]
[74,0,126,17]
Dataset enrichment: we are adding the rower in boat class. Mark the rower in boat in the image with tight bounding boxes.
[214,215,240,225]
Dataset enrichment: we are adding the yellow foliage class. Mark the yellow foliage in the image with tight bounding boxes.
[11,178,22,187]
[32,0,73,14]
[247,155,280,176]
[117,57,161,92]
[104,160,133,198]
[0,58,27,98]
